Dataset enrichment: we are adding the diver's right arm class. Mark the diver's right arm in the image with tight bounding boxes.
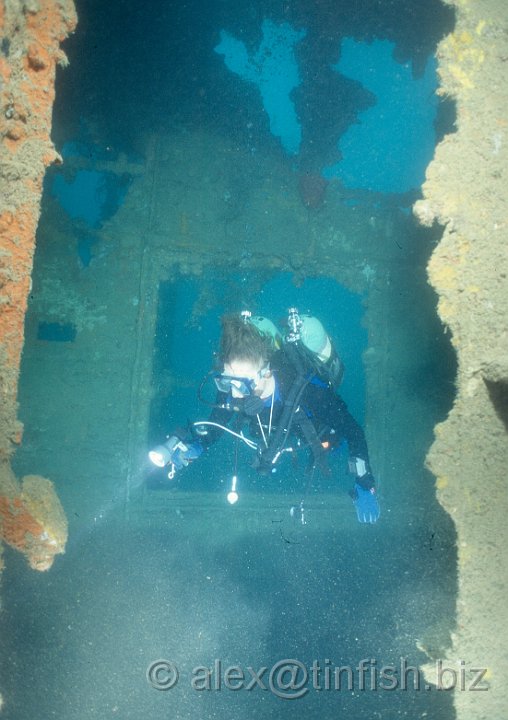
[148,392,234,473]
[193,394,235,449]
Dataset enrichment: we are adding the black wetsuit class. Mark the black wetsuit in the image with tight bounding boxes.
[197,349,374,489]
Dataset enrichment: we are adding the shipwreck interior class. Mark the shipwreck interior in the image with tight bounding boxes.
[0,0,469,718]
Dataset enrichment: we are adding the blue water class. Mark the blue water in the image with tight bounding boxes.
[324,39,439,193]
[52,0,455,191]
[215,20,306,155]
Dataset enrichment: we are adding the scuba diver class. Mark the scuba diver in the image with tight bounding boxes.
[148,309,380,524]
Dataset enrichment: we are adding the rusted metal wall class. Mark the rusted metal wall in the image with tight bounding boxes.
[0,0,76,570]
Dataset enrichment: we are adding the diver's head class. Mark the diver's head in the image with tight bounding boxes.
[217,314,275,399]
[219,314,272,367]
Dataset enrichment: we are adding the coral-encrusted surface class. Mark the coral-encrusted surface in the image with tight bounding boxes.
[0,0,77,463]
[414,1,508,718]
[0,0,75,569]
[0,471,67,571]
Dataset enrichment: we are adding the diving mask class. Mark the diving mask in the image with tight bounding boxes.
[214,365,270,397]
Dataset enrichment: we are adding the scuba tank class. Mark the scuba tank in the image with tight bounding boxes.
[243,307,344,390]
[284,307,344,390]
[248,307,344,475]
[243,312,283,351]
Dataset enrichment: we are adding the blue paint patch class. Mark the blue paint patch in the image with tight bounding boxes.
[76,231,98,268]
[51,169,131,230]
[325,39,438,194]
[50,159,131,265]
[50,136,132,250]
[215,20,306,155]
[51,170,107,228]
[37,322,77,342]
[61,140,111,163]
[60,139,143,166]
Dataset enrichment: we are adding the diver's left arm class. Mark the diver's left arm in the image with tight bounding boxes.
[308,387,380,523]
